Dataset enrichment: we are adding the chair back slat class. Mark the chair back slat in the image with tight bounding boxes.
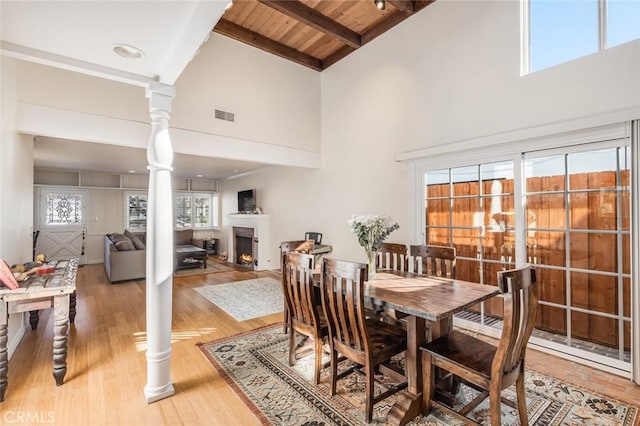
[321,258,369,354]
[494,266,538,377]
[409,245,456,278]
[376,242,408,271]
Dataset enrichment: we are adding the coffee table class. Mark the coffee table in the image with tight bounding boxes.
[175,245,208,270]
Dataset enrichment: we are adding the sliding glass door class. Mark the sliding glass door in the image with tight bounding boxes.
[524,145,631,369]
[420,134,633,374]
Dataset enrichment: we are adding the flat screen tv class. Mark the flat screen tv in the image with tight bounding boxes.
[237,189,256,213]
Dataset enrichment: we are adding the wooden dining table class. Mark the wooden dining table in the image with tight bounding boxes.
[363,270,500,426]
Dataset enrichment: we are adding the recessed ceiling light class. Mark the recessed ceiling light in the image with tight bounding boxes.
[196,174,203,178]
[233,169,238,173]
[128,170,136,174]
[112,44,144,59]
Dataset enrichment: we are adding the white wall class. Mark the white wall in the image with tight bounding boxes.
[1,57,35,357]
[17,33,321,153]
[173,34,321,151]
[222,0,640,265]
[323,0,640,154]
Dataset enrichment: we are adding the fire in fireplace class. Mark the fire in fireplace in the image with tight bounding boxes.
[233,226,258,267]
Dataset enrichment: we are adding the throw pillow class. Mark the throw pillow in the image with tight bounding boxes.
[174,229,193,245]
[110,233,135,251]
[124,230,145,250]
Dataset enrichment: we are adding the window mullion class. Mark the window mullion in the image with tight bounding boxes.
[599,0,607,50]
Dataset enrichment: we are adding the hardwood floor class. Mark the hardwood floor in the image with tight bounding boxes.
[3,261,639,424]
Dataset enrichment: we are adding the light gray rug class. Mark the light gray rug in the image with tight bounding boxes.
[194,277,283,321]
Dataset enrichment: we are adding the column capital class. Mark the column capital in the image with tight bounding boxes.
[146,83,175,113]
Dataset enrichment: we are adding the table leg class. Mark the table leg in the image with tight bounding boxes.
[386,315,426,426]
[52,294,70,386]
[69,292,77,323]
[29,310,40,330]
[202,253,207,269]
[0,302,8,402]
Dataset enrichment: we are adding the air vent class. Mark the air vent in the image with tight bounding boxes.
[214,109,235,122]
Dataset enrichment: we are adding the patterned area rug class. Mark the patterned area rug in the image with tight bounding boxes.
[198,324,638,425]
[174,258,234,277]
[194,277,283,321]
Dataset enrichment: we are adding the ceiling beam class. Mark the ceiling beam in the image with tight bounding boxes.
[322,0,436,70]
[362,0,436,45]
[414,0,437,12]
[322,45,355,69]
[258,0,362,49]
[213,19,323,71]
[388,0,415,14]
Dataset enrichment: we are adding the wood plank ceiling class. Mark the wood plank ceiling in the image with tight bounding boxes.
[213,0,435,71]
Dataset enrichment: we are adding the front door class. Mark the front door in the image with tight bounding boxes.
[36,188,87,264]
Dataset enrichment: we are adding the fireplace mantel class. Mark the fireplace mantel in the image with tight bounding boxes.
[228,214,271,271]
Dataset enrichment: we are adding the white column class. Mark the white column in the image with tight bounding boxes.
[144,82,176,403]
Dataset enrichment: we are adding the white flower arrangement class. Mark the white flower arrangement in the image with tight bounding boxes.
[347,214,399,255]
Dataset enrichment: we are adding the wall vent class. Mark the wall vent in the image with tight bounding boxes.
[214,109,235,122]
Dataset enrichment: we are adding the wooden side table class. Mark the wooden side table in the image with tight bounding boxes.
[202,238,218,255]
[0,258,78,402]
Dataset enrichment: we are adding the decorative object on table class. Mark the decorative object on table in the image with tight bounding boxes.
[347,214,399,279]
[10,253,47,277]
[198,324,639,425]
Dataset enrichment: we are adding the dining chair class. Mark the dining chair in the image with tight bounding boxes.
[304,232,323,245]
[320,258,408,422]
[419,265,538,426]
[375,242,408,271]
[280,240,315,333]
[374,242,409,322]
[282,252,328,384]
[409,245,456,278]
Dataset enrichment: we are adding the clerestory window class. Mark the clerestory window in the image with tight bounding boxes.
[526,0,640,73]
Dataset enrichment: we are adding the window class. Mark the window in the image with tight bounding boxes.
[174,193,219,229]
[524,145,631,362]
[425,161,515,322]
[607,0,640,48]
[421,137,632,368]
[125,192,219,230]
[125,192,148,230]
[526,0,640,73]
[175,195,193,229]
[43,190,84,226]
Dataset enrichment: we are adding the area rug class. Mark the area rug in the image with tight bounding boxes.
[194,277,283,321]
[198,324,638,425]
[174,259,234,277]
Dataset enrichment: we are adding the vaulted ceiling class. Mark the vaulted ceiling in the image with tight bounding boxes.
[214,0,435,71]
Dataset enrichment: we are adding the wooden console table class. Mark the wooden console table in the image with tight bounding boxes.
[0,257,78,402]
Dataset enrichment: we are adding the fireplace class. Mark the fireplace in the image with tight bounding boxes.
[233,226,257,267]
[227,214,271,271]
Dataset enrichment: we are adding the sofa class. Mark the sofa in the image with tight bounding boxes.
[104,231,146,283]
[104,229,201,283]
